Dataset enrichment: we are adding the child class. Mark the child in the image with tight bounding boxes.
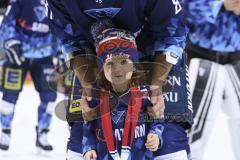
[83,23,163,160]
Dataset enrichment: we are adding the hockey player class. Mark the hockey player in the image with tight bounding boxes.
[184,0,240,159]
[46,0,193,159]
[0,0,9,90]
[0,0,58,151]
[66,76,85,160]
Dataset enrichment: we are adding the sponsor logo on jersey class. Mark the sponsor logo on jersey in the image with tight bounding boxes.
[4,68,22,90]
[111,110,125,124]
[163,92,179,103]
[84,8,121,20]
[18,19,49,33]
[165,76,181,87]
[69,99,81,113]
[34,6,47,21]
[96,124,146,142]
[115,124,146,141]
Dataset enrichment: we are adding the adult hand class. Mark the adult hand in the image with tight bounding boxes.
[147,85,165,119]
[81,84,98,121]
[148,54,172,119]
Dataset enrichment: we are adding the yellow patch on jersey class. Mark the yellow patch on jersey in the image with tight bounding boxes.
[64,73,73,87]
[4,68,22,90]
[0,66,3,87]
[69,73,81,113]
[69,99,81,113]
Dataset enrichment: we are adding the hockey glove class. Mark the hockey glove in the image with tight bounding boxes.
[4,39,24,66]
[54,53,68,74]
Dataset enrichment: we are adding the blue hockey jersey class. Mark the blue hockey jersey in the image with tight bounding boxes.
[45,0,188,59]
[0,0,59,58]
[68,74,192,157]
[184,0,240,52]
[83,87,164,160]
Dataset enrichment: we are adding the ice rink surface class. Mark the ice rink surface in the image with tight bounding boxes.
[0,86,237,160]
[0,86,69,160]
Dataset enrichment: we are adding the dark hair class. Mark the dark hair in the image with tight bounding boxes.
[96,69,112,91]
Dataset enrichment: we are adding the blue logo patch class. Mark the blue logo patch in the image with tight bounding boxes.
[34,6,47,21]
[111,110,125,124]
[84,8,121,20]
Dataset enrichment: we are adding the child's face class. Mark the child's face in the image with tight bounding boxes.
[103,57,135,86]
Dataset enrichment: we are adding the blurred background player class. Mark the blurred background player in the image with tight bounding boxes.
[46,0,193,159]
[0,0,59,151]
[0,0,9,91]
[184,0,240,159]
[49,59,84,159]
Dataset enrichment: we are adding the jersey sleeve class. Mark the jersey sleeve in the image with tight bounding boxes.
[82,121,97,155]
[143,0,188,59]
[45,0,91,57]
[184,0,224,24]
[148,122,165,149]
[0,0,21,45]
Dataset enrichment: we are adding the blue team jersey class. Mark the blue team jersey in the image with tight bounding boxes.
[68,70,192,156]
[83,87,164,160]
[0,0,58,58]
[185,0,240,53]
[45,0,188,59]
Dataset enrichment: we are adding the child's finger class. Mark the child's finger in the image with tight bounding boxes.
[147,133,156,142]
[148,145,158,151]
[146,141,155,147]
[147,133,154,139]
[92,151,97,159]
[146,135,156,145]
[146,134,159,150]
[146,142,158,149]
[145,141,156,149]
[146,139,154,146]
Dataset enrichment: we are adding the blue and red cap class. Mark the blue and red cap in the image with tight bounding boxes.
[91,19,139,65]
